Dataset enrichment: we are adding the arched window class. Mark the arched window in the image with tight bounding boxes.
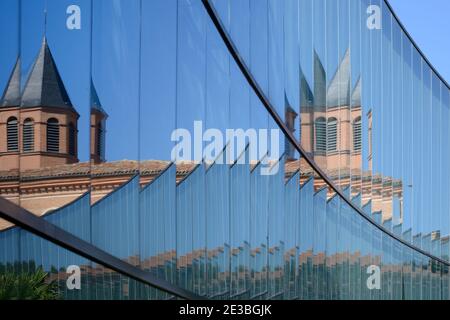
[353,117,362,152]
[47,118,59,153]
[7,117,19,152]
[315,117,326,152]
[68,122,76,156]
[327,118,338,152]
[97,122,104,158]
[23,118,35,152]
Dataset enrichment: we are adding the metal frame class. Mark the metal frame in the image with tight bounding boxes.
[0,196,203,300]
[201,0,450,267]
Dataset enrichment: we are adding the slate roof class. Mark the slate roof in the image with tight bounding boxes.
[0,57,21,107]
[21,37,74,110]
[90,80,107,116]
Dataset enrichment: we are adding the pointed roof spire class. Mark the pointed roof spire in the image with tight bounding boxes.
[351,77,362,107]
[90,80,107,116]
[299,65,314,108]
[327,48,351,107]
[0,57,21,107]
[21,37,74,110]
[285,93,296,114]
[313,50,326,108]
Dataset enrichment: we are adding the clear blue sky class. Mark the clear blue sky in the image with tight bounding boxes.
[389,0,450,84]
[1,0,449,164]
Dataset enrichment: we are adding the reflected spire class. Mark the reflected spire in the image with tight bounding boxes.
[90,80,107,116]
[351,76,361,107]
[0,57,21,107]
[299,65,314,107]
[327,48,351,107]
[313,50,326,108]
[21,37,74,109]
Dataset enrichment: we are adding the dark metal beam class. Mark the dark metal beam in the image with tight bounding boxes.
[0,196,203,300]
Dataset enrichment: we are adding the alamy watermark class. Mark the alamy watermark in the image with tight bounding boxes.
[367,265,381,290]
[171,121,281,176]
[367,5,382,30]
[66,5,81,30]
[66,265,81,290]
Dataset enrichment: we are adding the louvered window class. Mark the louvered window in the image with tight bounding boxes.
[353,117,362,152]
[23,118,34,152]
[68,123,76,156]
[97,122,105,159]
[7,117,18,152]
[47,118,59,153]
[327,118,338,152]
[315,118,326,153]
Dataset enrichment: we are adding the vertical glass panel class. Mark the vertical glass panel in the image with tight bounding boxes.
[401,32,413,243]
[176,165,206,296]
[267,0,284,116]
[267,157,285,299]
[284,0,300,151]
[250,159,269,299]
[139,0,177,163]
[299,0,314,158]
[284,166,300,300]
[230,149,250,299]
[139,165,177,300]
[18,0,91,221]
[369,0,383,221]
[91,0,140,202]
[313,184,327,299]
[299,171,313,300]
[411,49,422,241]
[206,153,230,299]
[0,0,20,230]
[350,0,363,204]
[90,0,141,300]
[326,191,339,300]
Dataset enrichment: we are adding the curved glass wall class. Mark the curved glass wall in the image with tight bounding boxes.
[0,0,450,300]
[212,0,450,258]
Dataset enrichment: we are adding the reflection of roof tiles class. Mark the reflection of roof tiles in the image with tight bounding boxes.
[21,37,74,110]
[0,160,199,182]
[327,48,351,107]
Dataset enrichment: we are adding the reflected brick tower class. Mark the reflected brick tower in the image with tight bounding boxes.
[0,37,79,171]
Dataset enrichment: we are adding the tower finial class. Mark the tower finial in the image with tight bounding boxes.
[43,0,48,37]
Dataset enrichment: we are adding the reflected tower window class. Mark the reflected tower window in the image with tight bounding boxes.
[327,118,338,152]
[315,117,327,153]
[97,122,105,159]
[353,117,362,152]
[47,118,60,153]
[6,116,19,152]
[68,122,76,156]
[23,118,35,152]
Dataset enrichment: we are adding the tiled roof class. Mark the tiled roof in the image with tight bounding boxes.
[0,57,21,107]
[21,37,74,110]
[0,160,198,182]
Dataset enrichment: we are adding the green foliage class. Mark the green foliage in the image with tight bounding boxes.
[0,268,60,300]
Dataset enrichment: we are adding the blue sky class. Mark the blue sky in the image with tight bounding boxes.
[1,0,449,164]
[389,0,450,84]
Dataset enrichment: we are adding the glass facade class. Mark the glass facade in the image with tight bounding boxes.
[1,0,450,300]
